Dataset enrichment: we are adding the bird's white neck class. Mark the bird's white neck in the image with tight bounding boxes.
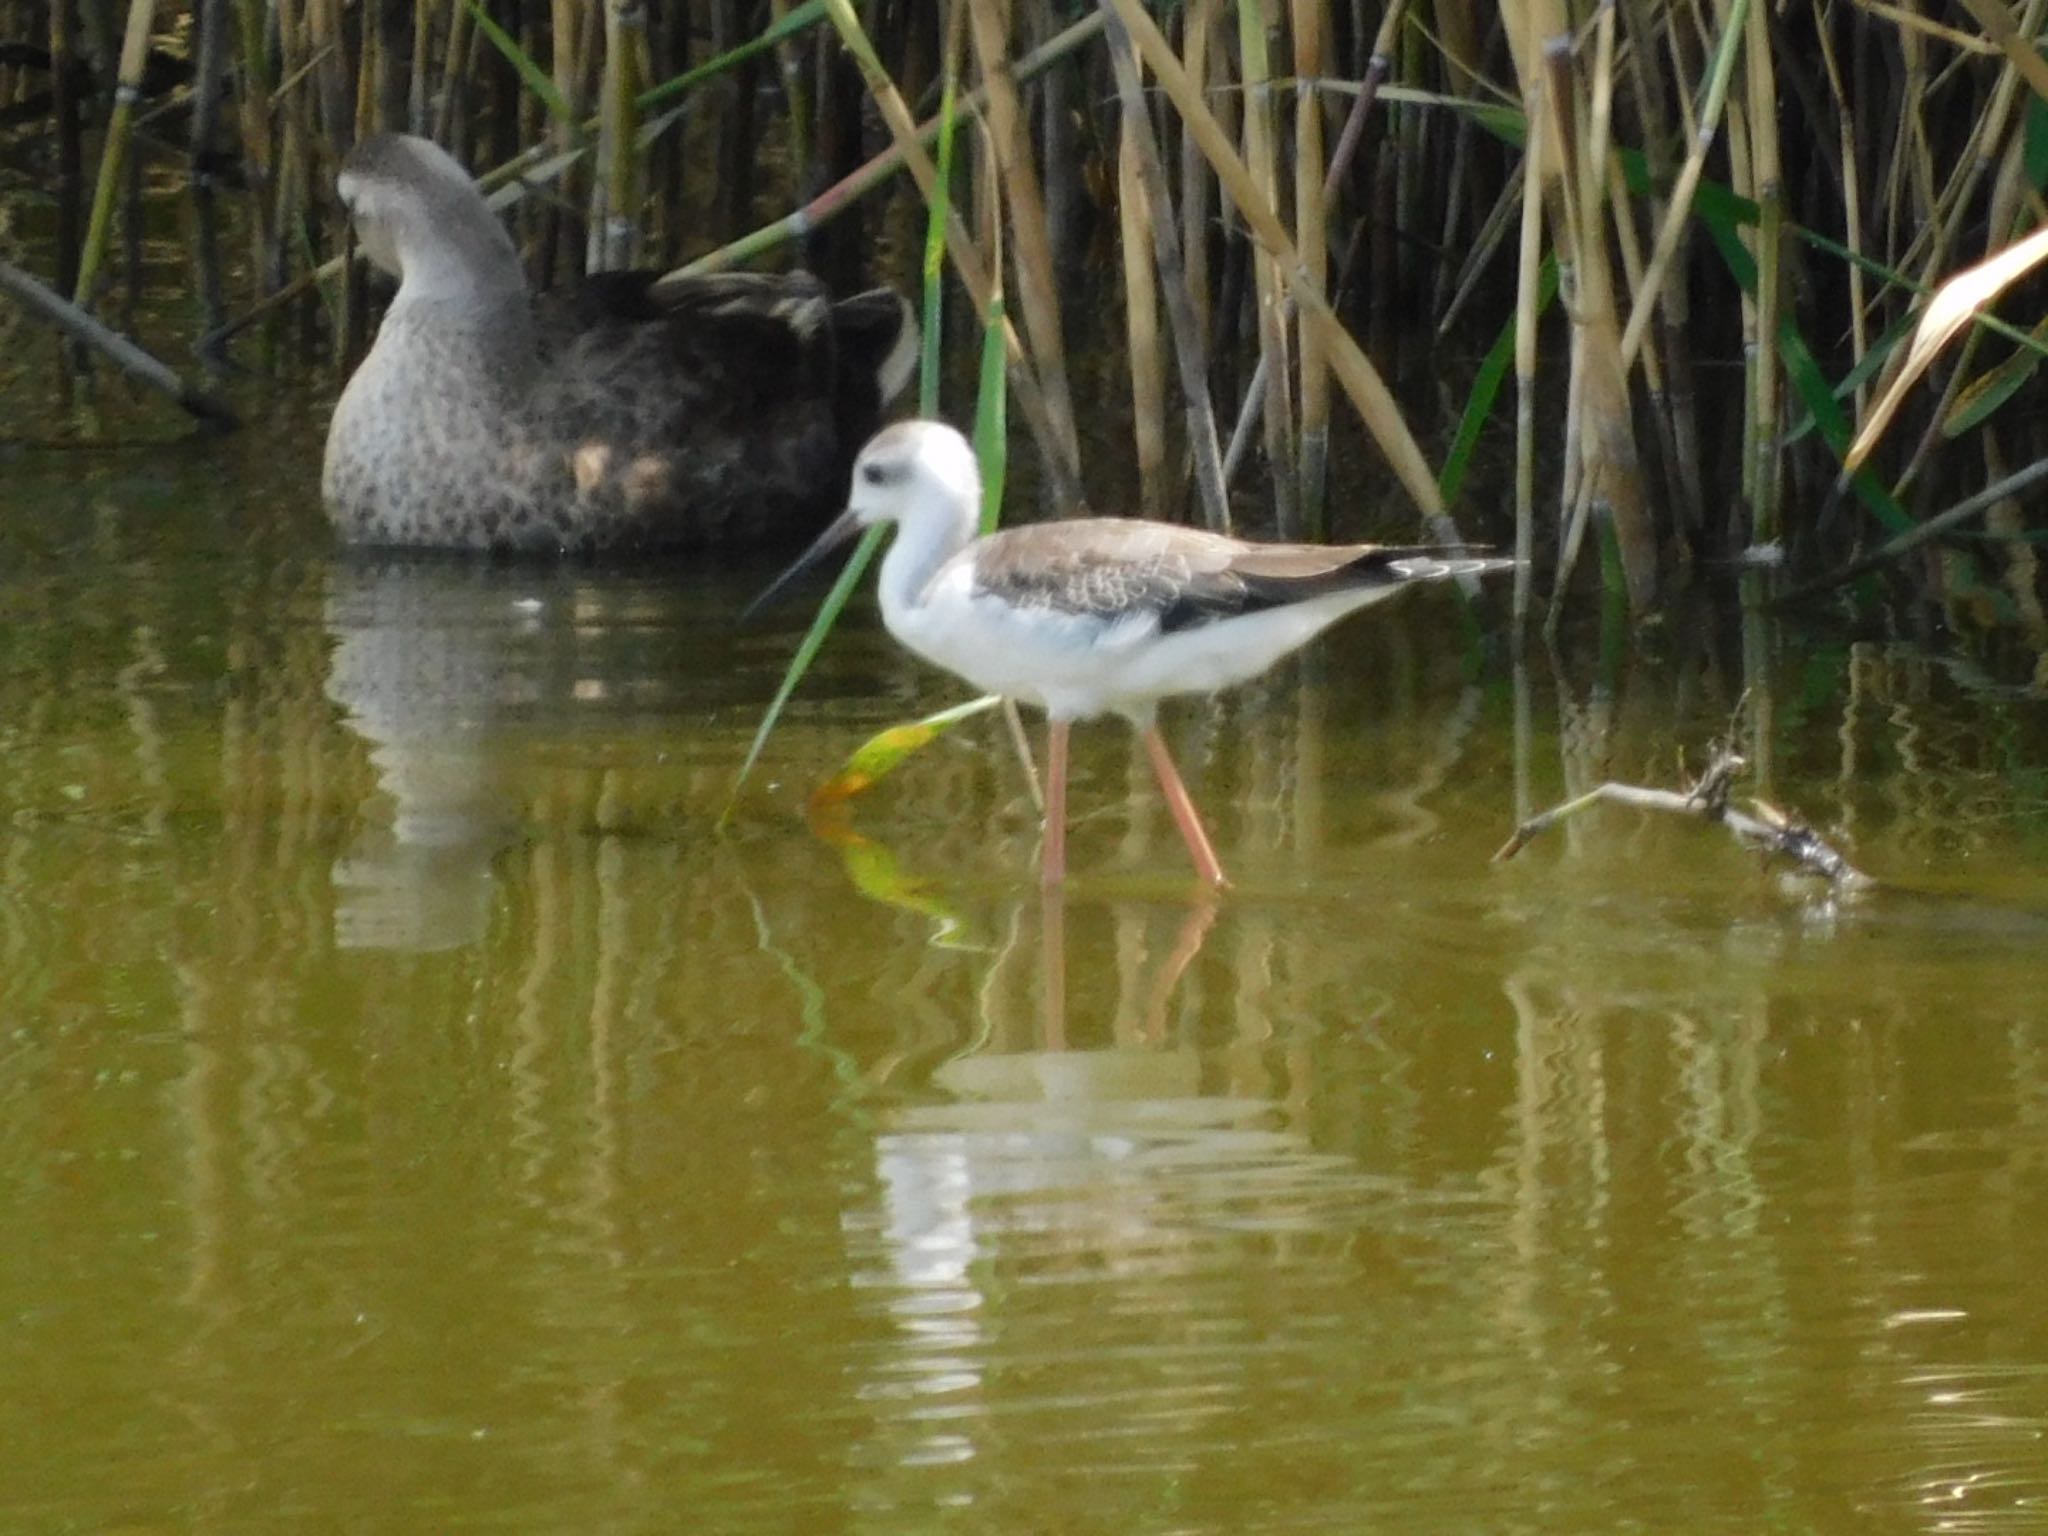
[875,481,981,622]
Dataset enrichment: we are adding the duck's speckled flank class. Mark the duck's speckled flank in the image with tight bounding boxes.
[324,133,913,554]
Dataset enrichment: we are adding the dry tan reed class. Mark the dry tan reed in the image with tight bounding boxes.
[5,0,2048,638]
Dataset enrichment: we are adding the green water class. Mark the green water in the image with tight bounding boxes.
[3,434,2047,1533]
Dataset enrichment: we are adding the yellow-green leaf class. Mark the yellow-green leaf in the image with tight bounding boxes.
[810,695,1002,806]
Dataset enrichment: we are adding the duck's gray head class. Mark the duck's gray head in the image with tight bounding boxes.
[337,133,523,302]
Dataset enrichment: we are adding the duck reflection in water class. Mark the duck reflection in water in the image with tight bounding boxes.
[324,557,536,950]
[324,555,723,951]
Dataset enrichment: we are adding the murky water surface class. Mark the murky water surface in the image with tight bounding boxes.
[3,437,2047,1533]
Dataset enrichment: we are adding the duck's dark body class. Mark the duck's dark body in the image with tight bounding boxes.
[322,134,914,554]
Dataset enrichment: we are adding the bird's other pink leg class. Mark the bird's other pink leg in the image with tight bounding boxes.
[1141,726,1228,887]
[1041,720,1071,887]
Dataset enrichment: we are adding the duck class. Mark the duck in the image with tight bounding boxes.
[323,132,916,553]
[753,420,1516,886]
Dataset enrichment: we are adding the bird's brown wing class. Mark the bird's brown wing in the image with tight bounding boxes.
[971,521,1440,632]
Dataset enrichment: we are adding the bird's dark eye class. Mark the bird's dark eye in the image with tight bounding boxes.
[860,462,887,486]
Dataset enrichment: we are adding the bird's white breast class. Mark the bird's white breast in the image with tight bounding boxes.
[883,559,1389,721]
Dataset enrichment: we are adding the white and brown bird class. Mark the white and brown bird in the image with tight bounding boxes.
[756,420,1514,887]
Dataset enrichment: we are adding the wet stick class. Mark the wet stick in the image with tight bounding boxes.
[1494,744,1873,891]
[1,257,239,426]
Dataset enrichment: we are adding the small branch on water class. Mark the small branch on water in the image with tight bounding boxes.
[1493,742,1874,891]
[0,257,238,428]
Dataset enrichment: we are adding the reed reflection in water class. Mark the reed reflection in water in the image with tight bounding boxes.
[0,495,2045,1529]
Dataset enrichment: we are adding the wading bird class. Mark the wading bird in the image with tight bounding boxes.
[754,420,1514,887]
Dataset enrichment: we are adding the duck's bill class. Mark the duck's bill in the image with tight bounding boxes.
[740,506,865,623]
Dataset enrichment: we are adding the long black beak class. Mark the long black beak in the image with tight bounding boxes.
[740,506,866,624]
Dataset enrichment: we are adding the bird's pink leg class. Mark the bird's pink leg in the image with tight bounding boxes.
[1041,720,1071,887]
[1141,726,1228,887]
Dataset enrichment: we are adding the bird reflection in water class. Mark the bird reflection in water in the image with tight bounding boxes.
[840,880,1383,1483]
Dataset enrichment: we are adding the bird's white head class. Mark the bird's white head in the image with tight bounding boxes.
[744,420,983,621]
[845,419,982,533]
[337,133,524,304]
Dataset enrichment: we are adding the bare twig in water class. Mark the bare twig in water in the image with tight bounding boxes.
[0,257,239,427]
[1775,453,2048,606]
[1493,743,1874,890]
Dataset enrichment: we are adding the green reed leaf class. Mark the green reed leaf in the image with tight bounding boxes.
[723,524,888,820]
[464,1,574,127]
[973,294,1008,532]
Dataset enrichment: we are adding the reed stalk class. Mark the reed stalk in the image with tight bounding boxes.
[591,0,644,269]
[47,0,83,301]
[1117,68,1168,516]
[69,0,157,306]
[1179,0,1220,353]
[966,0,1082,488]
[1222,0,1401,506]
[188,0,231,339]
[270,0,312,303]
[1290,0,1328,534]
[306,0,352,153]
[973,130,1009,532]
[431,0,473,145]
[1103,0,1455,535]
[1514,91,1543,629]
[917,3,963,418]
[679,14,1102,273]
[820,0,1083,508]
[353,7,377,138]
[767,0,815,226]
[227,0,276,310]
[1102,4,1230,532]
[1618,0,1748,370]
[1234,0,1296,531]
[1738,0,1781,549]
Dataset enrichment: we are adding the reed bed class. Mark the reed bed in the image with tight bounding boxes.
[5,0,2048,643]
